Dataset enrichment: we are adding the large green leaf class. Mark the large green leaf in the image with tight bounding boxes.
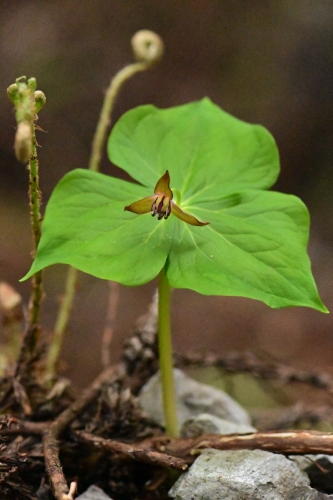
[24,170,175,286]
[108,98,280,205]
[22,99,327,312]
[168,191,323,309]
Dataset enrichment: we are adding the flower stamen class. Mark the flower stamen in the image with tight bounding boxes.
[151,194,171,220]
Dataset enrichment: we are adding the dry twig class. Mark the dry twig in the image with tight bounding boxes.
[6,415,333,496]
[0,419,47,436]
[43,363,125,500]
[140,430,333,461]
[76,430,188,471]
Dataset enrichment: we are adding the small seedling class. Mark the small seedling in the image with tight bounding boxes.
[7,76,46,361]
[21,97,327,437]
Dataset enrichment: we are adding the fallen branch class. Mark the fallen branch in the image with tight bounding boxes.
[144,430,333,461]
[76,430,188,471]
[5,415,333,491]
[0,419,47,436]
[176,351,333,393]
[43,363,125,500]
[11,420,333,460]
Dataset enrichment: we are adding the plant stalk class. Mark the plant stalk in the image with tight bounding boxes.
[158,266,178,438]
[27,123,43,353]
[46,266,78,379]
[89,62,148,173]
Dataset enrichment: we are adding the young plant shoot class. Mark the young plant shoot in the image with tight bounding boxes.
[8,76,46,359]
[22,98,327,437]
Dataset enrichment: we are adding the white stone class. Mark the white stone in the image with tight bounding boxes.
[168,448,309,500]
[76,485,113,500]
[139,369,251,431]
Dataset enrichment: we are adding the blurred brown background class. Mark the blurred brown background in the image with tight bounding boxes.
[0,0,333,389]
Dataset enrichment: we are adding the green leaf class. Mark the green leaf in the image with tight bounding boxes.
[23,169,174,286]
[22,99,327,312]
[108,98,280,204]
[168,190,325,310]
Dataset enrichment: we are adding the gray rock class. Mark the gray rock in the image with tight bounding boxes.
[287,486,333,499]
[139,369,251,430]
[76,485,113,500]
[181,413,256,437]
[168,448,309,500]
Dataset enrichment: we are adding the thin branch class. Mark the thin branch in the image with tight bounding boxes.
[0,419,47,436]
[142,430,333,461]
[43,363,125,500]
[76,430,188,471]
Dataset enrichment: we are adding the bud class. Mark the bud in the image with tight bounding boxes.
[27,77,37,92]
[16,75,27,84]
[14,120,32,163]
[34,90,46,113]
[131,30,164,65]
[7,83,19,105]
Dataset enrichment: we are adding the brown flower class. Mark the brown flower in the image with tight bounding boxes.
[125,171,209,226]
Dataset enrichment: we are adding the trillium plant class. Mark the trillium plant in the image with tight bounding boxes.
[22,98,327,438]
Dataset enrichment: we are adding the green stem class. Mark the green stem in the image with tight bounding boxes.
[158,265,178,437]
[27,123,43,352]
[48,61,150,378]
[46,266,78,380]
[89,62,148,172]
